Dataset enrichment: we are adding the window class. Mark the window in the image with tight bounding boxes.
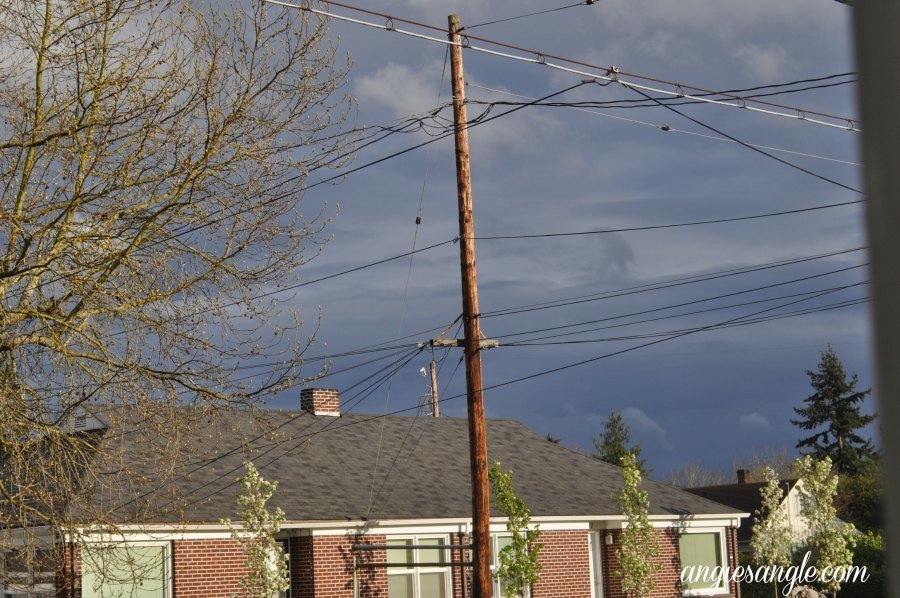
[490,534,530,598]
[81,542,171,598]
[386,536,450,598]
[1,547,56,597]
[678,530,727,595]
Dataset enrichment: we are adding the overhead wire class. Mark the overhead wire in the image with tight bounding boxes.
[466,82,860,166]
[482,246,865,318]
[365,47,450,517]
[162,269,867,507]
[474,199,864,241]
[504,297,870,346]
[118,342,426,512]
[261,0,860,131]
[490,263,866,337]
[2,101,460,305]
[501,282,868,345]
[470,75,857,112]
[169,281,866,477]
[461,1,590,30]
[620,83,861,193]
[175,344,426,510]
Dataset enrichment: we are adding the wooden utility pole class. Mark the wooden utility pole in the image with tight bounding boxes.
[429,359,440,417]
[448,14,492,598]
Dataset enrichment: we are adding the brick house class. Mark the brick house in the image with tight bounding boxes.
[2,389,747,598]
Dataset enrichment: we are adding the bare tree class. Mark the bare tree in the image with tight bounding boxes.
[667,464,730,488]
[0,0,353,589]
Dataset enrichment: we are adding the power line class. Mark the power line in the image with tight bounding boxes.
[462,1,591,30]
[471,75,857,112]
[482,246,866,318]
[621,84,861,193]
[366,48,450,518]
[490,263,865,335]
[467,82,860,166]
[118,343,426,511]
[174,345,426,510]
[162,278,865,507]
[504,298,869,346]
[77,238,458,345]
[474,199,863,240]
[499,282,867,345]
[261,0,859,130]
[172,282,864,478]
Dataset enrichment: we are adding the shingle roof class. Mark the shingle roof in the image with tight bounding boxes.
[93,408,742,524]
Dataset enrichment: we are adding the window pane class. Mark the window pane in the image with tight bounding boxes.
[419,572,447,598]
[387,573,414,598]
[82,545,166,598]
[386,539,413,565]
[678,533,722,591]
[417,537,445,565]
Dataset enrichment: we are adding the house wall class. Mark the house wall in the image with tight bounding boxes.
[292,534,387,598]
[447,529,592,598]
[531,529,592,597]
[54,524,741,598]
[601,526,740,598]
[172,538,250,597]
[57,542,79,598]
[450,532,469,598]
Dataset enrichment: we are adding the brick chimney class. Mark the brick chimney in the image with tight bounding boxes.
[736,469,749,484]
[301,388,340,416]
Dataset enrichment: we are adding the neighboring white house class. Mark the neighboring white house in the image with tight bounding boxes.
[685,470,811,553]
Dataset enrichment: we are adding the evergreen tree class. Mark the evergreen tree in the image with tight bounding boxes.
[593,412,648,473]
[791,345,876,475]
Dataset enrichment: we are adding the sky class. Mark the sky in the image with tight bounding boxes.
[262,0,874,480]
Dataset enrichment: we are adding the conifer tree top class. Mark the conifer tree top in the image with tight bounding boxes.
[791,345,876,475]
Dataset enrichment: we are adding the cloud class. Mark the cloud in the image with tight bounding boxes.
[732,44,790,82]
[354,61,444,118]
[739,412,772,431]
[621,407,675,451]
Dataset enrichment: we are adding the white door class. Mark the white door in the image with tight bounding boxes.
[589,532,604,598]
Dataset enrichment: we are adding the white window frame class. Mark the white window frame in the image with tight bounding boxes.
[678,527,729,596]
[80,541,173,598]
[385,534,452,598]
[489,533,532,598]
[588,531,604,598]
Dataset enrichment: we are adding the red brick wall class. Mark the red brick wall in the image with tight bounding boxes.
[297,534,387,598]
[300,388,341,414]
[601,526,740,598]
[57,543,80,598]
[290,535,315,597]
[531,529,593,598]
[450,532,471,598]
[173,538,250,597]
